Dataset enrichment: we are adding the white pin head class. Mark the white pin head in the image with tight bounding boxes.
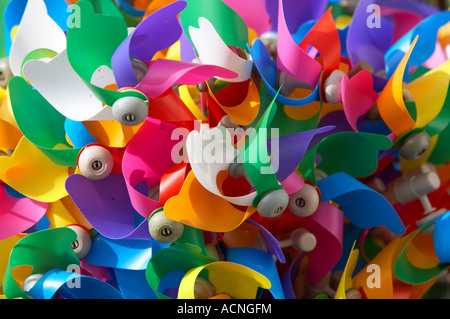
[395,171,441,217]
[77,144,114,180]
[148,210,184,243]
[112,96,148,126]
[227,162,247,179]
[324,69,346,104]
[67,225,92,260]
[279,228,317,252]
[219,115,239,129]
[227,162,289,218]
[288,183,321,217]
[22,274,44,293]
[394,171,440,204]
[257,189,289,218]
[400,131,430,160]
